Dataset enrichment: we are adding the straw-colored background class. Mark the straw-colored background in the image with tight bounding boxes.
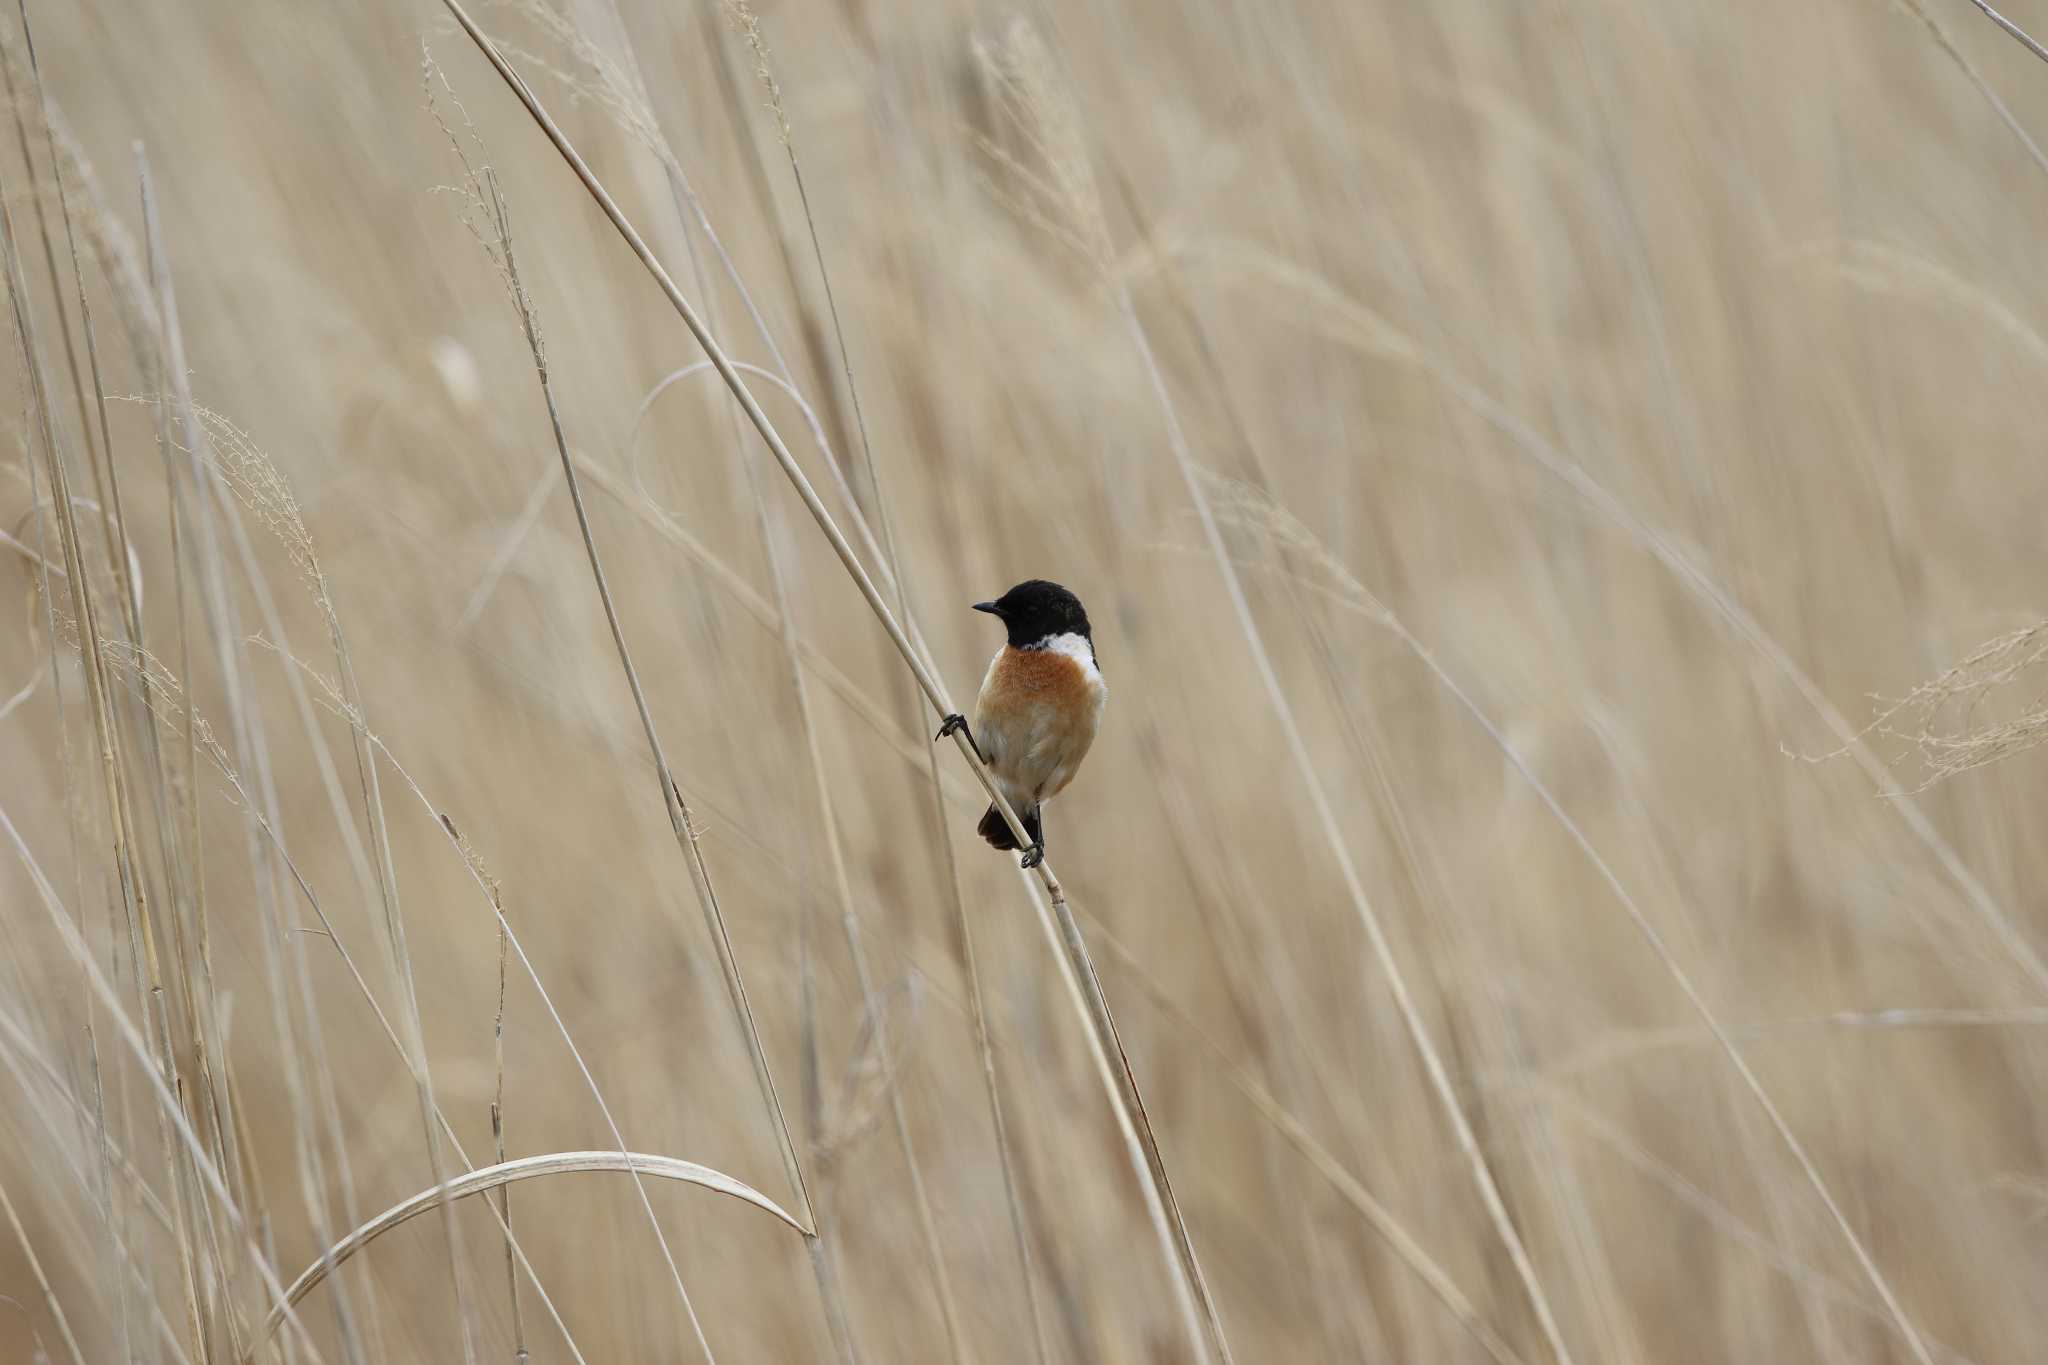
[7,0,2048,1361]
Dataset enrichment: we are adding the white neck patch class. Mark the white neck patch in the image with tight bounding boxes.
[1029,631,1102,684]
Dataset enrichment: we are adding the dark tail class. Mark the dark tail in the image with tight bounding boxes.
[978,802,1040,851]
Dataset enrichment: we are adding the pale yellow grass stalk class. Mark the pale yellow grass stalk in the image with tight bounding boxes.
[0,797,322,1360]
[1959,0,2048,65]
[140,146,395,1362]
[3,139,235,1360]
[0,1169,88,1365]
[20,39,244,1342]
[1895,0,2048,178]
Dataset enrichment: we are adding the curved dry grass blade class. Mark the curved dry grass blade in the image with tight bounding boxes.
[251,1152,803,1356]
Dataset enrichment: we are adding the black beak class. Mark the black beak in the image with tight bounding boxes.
[973,600,1001,615]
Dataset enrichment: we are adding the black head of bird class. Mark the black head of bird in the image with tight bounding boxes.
[973,579,1093,649]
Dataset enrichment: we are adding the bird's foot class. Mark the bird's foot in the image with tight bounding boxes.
[1019,842,1045,870]
[937,714,984,759]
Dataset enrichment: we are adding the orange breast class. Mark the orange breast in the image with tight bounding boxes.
[972,646,1107,805]
[982,646,1097,710]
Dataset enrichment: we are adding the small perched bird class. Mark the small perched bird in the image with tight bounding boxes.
[937,580,1106,869]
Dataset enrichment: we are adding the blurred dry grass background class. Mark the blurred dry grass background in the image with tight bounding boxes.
[9,0,2048,1360]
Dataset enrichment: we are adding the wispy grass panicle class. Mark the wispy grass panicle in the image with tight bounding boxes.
[970,17,1113,273]
[425,46,540,354]
[721,1,791,146]
[489,0,668,159]
[1811,621,2048,792]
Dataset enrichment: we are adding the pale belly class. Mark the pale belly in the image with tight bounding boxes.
[972,639,1107,809]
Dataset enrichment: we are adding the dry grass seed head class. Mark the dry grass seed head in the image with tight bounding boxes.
[970,16,1113,273]
[1164,466,1399,628]
[113,397,322,598]
[92,636,232,783]
[42,105,160,361]
[422,41,538,355]
[1864,622,2048,791]
[486,0,667,162]
[811,974,925,1171]
[721,1,791,146]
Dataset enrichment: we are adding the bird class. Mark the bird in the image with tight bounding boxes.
[936,579,1106,869]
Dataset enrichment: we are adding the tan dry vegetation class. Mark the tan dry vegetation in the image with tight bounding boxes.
[7,0,2048,1361]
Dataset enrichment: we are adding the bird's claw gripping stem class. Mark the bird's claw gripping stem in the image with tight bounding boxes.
[936,714,976,755]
